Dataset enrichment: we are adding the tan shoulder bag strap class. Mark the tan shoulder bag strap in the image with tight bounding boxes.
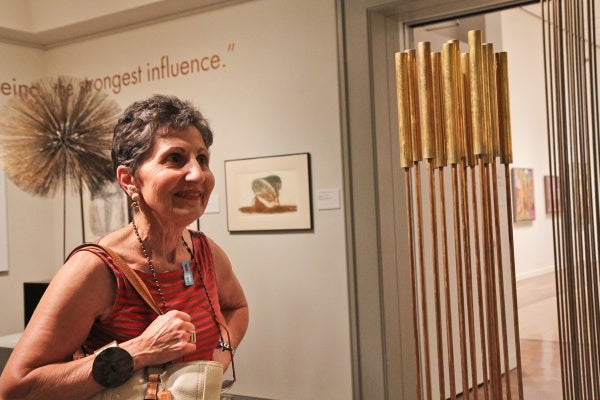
[68,243,163,316]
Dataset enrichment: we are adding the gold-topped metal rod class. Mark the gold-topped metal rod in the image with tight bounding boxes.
[431,52,447,168]
[461,53,477,168]
[407,49,423,163]
[496,52,513,165]
[451,40,467,161]
[396,52,413,169]
[396,50,423,400]
[484,44,500,158]
[442,41,459,165]
[418,41,436,161]
[468,30,484,156]
[480,43,493,163]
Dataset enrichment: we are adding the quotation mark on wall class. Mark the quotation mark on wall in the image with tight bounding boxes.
[227,43,235,52]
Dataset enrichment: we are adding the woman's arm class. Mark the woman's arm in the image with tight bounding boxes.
[0,251,198,400]
[207,237,249,369]
[0,251,116,399]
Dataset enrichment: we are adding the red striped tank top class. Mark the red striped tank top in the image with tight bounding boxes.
[77,230,222,362]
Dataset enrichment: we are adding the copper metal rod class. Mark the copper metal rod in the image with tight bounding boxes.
[395,51,423,400]
[460,163,479,400]
[490,160,512,400]
[432,50,456,399]
[479,157,502,400]
[474,33,501,398]
[438,41,469,399]
[479,40,503,399]
[439,167,457,400]
[496,50,523,400]
[415,163,433,400]
[470,166,490,400]
[428,160,446,400]
[442,40,469,398]
[418,41,445,399]
[451,165,469,400]
[460,51,479,400]
[406,167,423,400]
[464,47,490,400]
[502,163,524,400]
[409,45,433,400]
[484,46,511,399]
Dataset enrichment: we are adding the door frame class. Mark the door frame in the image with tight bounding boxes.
[338,1,535,398]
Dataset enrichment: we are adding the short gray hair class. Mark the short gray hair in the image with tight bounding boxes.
[112,94,213,175]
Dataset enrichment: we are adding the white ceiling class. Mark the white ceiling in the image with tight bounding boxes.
[0,0,241,48]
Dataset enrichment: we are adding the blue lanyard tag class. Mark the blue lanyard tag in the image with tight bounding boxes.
[182,261,194,286]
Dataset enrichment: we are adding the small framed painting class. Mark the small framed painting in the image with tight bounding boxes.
[512,168,536,222]
[225,153,313,232]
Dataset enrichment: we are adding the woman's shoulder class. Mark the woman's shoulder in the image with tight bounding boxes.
[188,229,208,246]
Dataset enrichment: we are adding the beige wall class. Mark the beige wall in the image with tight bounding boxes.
[0,42,61,333]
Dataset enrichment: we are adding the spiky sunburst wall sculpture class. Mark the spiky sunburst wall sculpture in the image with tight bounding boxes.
[0,76,121,253]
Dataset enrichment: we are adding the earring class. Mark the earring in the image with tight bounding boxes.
[131,191,140,210]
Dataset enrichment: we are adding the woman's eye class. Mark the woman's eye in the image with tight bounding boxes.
[197,154,209,166]
[166,153,183,164]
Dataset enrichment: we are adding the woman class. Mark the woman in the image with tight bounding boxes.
[0,94,249,399]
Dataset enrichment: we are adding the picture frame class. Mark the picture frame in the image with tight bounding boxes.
[544,175,561,215]
[225,153,313,232]
[511,168,536,222]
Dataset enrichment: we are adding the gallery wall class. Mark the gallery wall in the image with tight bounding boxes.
[500,6,555,279]
[0,1,353,399]
[0,42,62,336]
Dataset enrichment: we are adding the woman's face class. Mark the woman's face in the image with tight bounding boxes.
[135,126,215,226]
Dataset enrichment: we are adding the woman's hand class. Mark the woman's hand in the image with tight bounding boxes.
[122,310,197,368]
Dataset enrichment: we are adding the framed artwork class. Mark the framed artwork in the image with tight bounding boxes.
[225,153,313,232]
[544,175,561,215]
[83,181,129,242]
[512,168,536,222]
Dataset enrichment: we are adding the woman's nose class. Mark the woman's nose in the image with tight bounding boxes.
[186,159,206,181]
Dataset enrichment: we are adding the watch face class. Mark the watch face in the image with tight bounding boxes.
[92,347,134,388]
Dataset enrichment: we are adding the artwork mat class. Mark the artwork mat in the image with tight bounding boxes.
[511,167,536,222]
[225,153,312,232]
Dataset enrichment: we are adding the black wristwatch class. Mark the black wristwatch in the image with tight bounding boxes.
[91,341,134,388]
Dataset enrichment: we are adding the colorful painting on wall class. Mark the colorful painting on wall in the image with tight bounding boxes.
[512,168,536,222]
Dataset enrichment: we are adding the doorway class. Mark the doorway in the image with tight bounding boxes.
[341,1,556,399]
[412,6,559,399]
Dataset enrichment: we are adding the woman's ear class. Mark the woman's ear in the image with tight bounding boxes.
[116,165,136,197]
